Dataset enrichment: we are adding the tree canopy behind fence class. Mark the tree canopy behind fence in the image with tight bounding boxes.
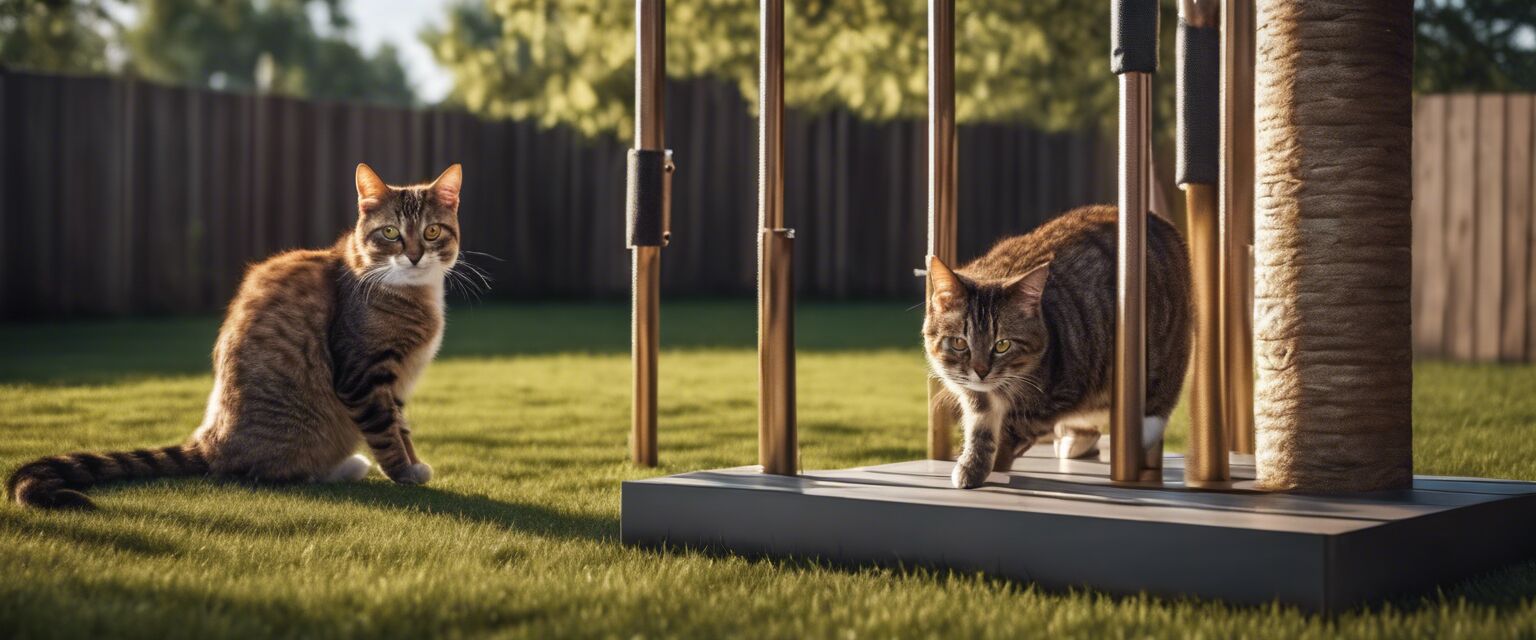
[0,0,415,106]
[423,0,1179,139]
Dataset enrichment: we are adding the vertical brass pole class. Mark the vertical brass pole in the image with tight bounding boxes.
[1220,0,1256,454]
[1179,0,1228,485]
[1114,72,1152,483]
[759,229,796,475]
[1110,0,1158,483]
[926,0,958,461]
[757,0,796,475]
[630,0,665,467]
[631,247,658,467]
[759,0,783,232]
[1184,186,1227,482]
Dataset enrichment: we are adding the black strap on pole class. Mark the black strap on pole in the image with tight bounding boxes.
[1177,19,1219,186]
[626,148,674,247]
[1111,0,1160,75]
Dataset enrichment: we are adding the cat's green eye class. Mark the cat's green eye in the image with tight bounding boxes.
[424,224,442,241]
[993,339,1013,354]
[948,337,968,351]
[380,226,401,241]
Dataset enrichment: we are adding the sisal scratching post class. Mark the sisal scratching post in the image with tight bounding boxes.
[1252,0,1413,491]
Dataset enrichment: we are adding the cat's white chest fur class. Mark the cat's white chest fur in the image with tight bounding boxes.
[396,287,445,401]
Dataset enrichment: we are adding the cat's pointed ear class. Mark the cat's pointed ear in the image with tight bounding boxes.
[1005,262,1050,313]
[430,164,463,210]
[356,163,389,215]
[927,255,965,312]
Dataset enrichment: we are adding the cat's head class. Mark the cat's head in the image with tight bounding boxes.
[349,163,463,286]
[922,257,1050,394]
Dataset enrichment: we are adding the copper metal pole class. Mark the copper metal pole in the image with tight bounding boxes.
[1220,0,1256,455]
[630,0,665,467]
[1179,0,1228,485]
[1184,184,1227,483]
[926,0,958,461]
[757,0,796,475]
[759,0,783,232]
[759,229,796,475]
[1113,71,1153,483]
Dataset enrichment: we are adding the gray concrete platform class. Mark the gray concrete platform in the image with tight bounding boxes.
[621,448,1536,612]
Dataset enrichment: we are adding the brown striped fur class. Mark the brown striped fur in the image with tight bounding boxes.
[924,205,1191,488]
[7,164,465,509]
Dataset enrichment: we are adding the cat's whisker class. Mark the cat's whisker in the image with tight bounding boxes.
[449,262,489,289]
[445,268,485,304]
[459,250,505,262]
[456,259,493,277]
[453,260,495,289]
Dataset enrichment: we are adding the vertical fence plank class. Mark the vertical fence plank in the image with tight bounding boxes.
[1475,94,1506,362]
[1413,96,1449,357]
[18,74,60,316]
[0,71,8,311]
[58,77,94,313]
[1530,102,1536,363]
[1445,94,1479,360]
[1503,95,1532,361]
[184,86,206,310]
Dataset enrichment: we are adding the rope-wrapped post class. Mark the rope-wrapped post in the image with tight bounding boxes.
[1253,0,1413,491]
[1177,0,1227,485]
[1110,0,1160,483]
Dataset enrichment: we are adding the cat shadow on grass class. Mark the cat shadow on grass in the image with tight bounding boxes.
[279,480,618,543]
[6,477,616,546]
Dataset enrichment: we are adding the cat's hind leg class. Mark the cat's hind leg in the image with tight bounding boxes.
[321,454,373,482]
[1052,409,1106,459]
[1142,415,1168,449]
[1052,414,1165,459]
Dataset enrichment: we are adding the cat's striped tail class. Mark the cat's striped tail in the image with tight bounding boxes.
[6,444,208,510]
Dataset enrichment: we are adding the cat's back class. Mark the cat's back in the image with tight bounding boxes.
[214,248,342,384]
[223,248,341,333]
[961,204,1191,419]
[960,205,1184,283]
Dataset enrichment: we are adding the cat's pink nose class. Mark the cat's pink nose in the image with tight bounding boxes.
[973,364,989,379]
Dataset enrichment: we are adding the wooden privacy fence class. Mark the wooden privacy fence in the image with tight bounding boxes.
[6,71,1522,363]
[0,69,1113,319]
[1413,93,1536,363]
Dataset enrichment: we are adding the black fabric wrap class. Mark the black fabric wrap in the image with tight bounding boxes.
[626,149,669,247]
[1177,21,1219,186]
[1111,0,1160,74]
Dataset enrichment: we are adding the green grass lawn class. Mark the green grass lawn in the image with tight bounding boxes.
[4,301,1536,638]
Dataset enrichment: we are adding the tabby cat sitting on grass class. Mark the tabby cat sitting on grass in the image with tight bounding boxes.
[7,164,464,509]
[924,205,1191,489]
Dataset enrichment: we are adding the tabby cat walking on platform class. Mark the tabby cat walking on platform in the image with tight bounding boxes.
[8,164,465,509]
[924,205,1191,489]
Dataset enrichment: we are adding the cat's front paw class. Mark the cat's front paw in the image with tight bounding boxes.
[390,462,433,485]
[951,458,990,489]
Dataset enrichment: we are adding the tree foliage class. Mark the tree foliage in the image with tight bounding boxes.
[1,0,414,106]
[426,0,1180,139]
[430,0,1535,139]
[124,0,414,105]
[1415,0,1536,93]
[0,0,119,74]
